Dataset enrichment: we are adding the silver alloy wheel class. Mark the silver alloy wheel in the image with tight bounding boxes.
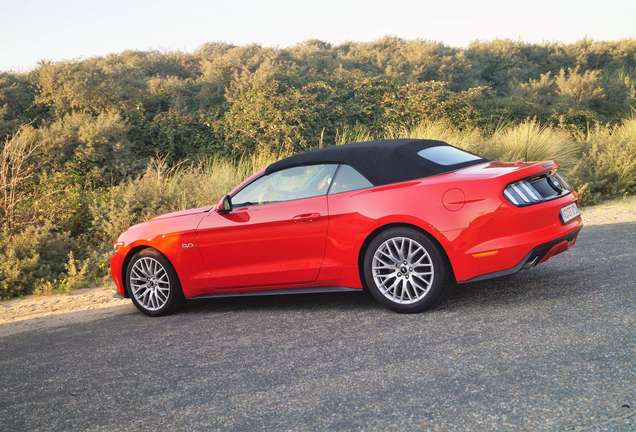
[372,236,434,304]
[130,257,171,311]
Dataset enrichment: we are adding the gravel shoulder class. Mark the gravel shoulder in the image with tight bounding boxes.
[579,195,636,225]
[0,287,127,325]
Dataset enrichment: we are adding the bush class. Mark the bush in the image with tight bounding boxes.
[0,225,73,298]
[570,118,636,204]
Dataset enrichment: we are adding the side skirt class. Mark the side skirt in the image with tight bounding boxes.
[189,286,361,300]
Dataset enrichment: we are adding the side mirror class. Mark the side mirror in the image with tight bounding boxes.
[218,194,232,213]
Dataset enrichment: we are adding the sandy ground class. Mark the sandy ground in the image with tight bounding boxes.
[0,286,130,329]
[0,288,134,337]
[1,195,634,330]
[579,195,636,225]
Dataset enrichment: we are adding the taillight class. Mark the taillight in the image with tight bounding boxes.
[552,172,571,191]
[504,172,571,207]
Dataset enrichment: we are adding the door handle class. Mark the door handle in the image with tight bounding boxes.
[292,213,321,222]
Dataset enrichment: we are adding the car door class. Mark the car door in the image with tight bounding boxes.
[194,164,337,293]
[317,164,376,284]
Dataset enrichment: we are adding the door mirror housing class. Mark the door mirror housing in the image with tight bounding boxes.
[217,194,232,213]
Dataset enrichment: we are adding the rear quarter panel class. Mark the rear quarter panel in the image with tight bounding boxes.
[321,175,492,287]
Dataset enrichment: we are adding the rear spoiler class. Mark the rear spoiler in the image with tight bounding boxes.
[496,160,559,186]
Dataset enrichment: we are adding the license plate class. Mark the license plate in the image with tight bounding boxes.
[560,203,580,224]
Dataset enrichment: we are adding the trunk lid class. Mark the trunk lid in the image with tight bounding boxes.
[454,160,558,183]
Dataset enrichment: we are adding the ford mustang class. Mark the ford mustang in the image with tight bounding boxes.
[110,139,582,316]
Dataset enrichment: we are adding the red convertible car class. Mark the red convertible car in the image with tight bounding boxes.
[110,139,582,316]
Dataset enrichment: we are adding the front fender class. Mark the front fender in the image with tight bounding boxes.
[109,212,206,298]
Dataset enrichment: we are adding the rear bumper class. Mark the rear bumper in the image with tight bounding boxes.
[449,192,582,283]
[458,227,580,283]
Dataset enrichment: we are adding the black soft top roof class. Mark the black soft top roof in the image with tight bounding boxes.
[265,139,487,186]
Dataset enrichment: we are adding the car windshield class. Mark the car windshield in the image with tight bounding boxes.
[417,146,482,166]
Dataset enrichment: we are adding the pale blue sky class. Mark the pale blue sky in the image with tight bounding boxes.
[1,0,635,72]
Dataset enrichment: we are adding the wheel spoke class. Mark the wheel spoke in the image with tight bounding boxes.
[402,279,411,300]
[136,261,145,276]
[142,288,150,304]
[156,289,167,301]
[143,259,152,276]
[390,239,402,260]
[137,263,148,278]
[411,278,427,292]
[381,277,398,294]
[408,245,423,260]
[145,259,153,276]
[378,250,397,264]
[413,254,431,265]
[412,273,432,283]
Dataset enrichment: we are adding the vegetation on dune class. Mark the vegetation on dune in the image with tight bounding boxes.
[1,37,635,298]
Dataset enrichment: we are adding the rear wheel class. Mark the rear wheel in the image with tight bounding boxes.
[126,249,183,316]
[363,227,449,313]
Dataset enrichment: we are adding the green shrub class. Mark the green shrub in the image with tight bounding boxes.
[58,251,89,294]
[570,118,636,204]
[0,225,73,298]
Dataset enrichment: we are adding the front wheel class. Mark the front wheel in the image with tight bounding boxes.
[126,249,183,316]
[363,227,450,313]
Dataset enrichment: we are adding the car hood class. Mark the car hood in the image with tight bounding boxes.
[149,206,211,221]
[116,207,210,245]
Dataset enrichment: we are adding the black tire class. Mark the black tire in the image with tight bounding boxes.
[125,248,184,317]
[363,227,450,313]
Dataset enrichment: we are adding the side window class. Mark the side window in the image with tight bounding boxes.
[329,165,373,194]
[232,164,337,206]
[417,146,482,166]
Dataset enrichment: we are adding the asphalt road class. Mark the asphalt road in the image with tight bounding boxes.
[1,220,635,431]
